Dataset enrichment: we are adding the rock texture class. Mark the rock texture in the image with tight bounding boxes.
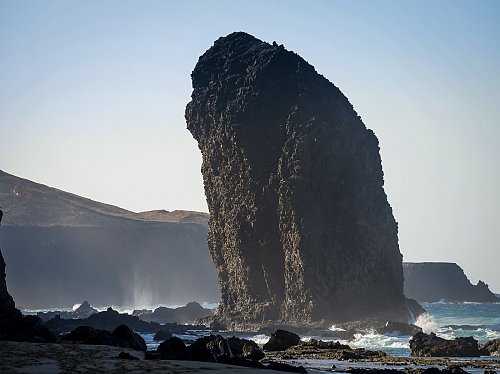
[186,32,421,325]
[403,262,499,303]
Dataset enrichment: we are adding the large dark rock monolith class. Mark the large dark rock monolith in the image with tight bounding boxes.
[185,32,422,327]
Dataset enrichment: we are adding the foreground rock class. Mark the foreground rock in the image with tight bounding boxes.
[148,334,305,373]
[404,262,499,302]
[186,31,423,327]
[272,338,387,361]
[409,332,487,357]
[62,324,146,351]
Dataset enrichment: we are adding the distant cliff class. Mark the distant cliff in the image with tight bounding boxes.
[0,170,219,308]
[403,262,499,302]
[186,32,422,325]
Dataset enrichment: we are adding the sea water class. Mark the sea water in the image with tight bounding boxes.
[142,302,500,356]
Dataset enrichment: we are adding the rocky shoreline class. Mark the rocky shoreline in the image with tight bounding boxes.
[1,338,499,374]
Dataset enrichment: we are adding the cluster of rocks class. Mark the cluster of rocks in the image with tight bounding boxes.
[37,301,97,322]
[41,306,207,336]
[146,333,306,373]
[61,324,147,352]
[132,301,213,324]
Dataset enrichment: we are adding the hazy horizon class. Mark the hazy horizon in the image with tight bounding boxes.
[1,1,499,292]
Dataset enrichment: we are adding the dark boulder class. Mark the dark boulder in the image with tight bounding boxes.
[482,338,500,356]
[61,324,146,351]
[153,329,172,341]
[156,336,189,360]
[263,329,301,351]
[409,332,487,357]
[227,336,264,360]
[377,321,422,336]
[186,31,422,325]
[111,324,147,352]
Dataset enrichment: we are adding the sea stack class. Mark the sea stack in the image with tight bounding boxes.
[186,32,422,327]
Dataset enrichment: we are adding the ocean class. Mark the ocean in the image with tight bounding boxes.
[141,302,500,357]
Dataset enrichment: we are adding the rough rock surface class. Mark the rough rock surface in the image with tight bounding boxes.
[409,332,486,357]
[186,31,422,325]
[403,262,499,302]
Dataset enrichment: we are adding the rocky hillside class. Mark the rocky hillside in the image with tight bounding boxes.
[0,170,218,309]
[186,32,422,326]
[0,170,208,227]
[403,262,499,302]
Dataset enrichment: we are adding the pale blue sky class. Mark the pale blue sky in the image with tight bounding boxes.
[1,0,499,291]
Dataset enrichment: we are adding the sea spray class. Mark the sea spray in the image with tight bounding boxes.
[415,312,439,334]
[129,267,153,309]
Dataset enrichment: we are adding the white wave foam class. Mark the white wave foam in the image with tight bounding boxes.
[415,313,439,334]
[347,330,410,350]
[72,303,81,311]
[249,334,270,345]
[329,324,346,332]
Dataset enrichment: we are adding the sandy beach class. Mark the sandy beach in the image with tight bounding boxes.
[0,341,282,374]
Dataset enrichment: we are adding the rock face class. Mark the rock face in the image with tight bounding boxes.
[186,32,421,325]
[404,262,499,302]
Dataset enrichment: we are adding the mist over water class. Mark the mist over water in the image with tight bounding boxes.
[128,267,154,310]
